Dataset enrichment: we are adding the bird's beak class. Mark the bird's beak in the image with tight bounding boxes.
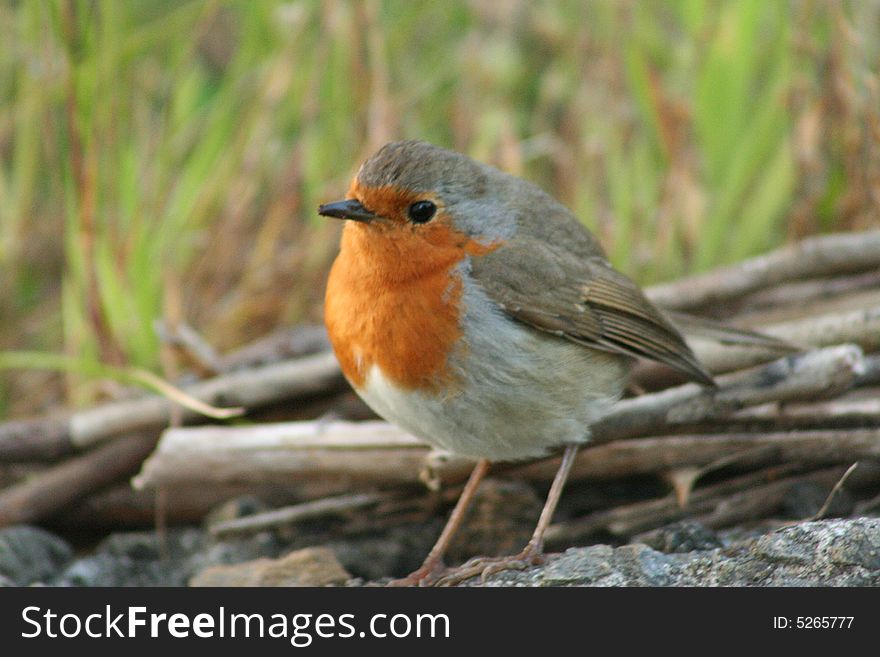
[318,199,377,223]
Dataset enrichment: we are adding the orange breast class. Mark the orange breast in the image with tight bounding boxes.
[325,218,496,391]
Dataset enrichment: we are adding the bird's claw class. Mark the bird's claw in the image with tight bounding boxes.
[433,550,545,586]
[386,560,447,587]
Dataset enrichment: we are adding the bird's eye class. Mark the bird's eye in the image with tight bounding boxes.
[407,200,437,224]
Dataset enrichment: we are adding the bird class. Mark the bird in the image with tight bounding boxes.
[319,140,719,586]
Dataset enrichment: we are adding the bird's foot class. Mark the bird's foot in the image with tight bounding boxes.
[386,560,448,587]
[433,547,545,587]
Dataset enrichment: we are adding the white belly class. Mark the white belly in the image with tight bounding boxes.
[354,268,630,461]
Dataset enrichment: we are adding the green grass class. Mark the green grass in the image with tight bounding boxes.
[1,0,878,415]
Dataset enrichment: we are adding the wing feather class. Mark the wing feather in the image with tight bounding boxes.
[471,237,715,386]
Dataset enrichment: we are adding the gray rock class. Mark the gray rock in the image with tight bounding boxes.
[53,527,289,586]
[54,529,205,586]
[0,526,73,586]
[474,518,880,586]
[634,521,723,553]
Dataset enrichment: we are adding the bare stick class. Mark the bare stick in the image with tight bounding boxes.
[134,413,880,491]
[209,492,388,538]
[592,344,864,442]
[0,415,73,461]
[53,482,308,528]
[809,462,861,521]
[0,351,346,460]
[727,395,880,428]
[646,230,880,311]
[215,325,331,372]
[68,351,345,449]
[133,420,429,489]
[513,428,880,483]
[0,432,158,528]
[732,269,880,313]
[154,320,224,374]
[730,287,880,328]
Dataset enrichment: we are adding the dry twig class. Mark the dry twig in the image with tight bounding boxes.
[209,492,388,538]
[646,230,880,311]
[0,433,158,527]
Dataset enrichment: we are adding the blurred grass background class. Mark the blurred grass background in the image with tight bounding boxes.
[1,0,878,417]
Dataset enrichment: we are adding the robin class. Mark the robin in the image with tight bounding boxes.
[319,140,717,586]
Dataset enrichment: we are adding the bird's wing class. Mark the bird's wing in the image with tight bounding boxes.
[470,236,715,386]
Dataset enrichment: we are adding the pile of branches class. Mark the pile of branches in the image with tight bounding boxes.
[1,231,880,553]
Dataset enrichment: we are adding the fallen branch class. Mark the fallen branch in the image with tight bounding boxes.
[810,462,861,521]
[216,325,331,371]
[727,395,880,428]
[209,492,388,538]
[541,429,880,482]
[729,287,880,328]
[0,432,158,528]
[134,417,880,492]
[53,482,300,528]
[72,351,345,449]
[646,230,880,311]
[0,351,346,461]
[592,344,864,442]
[133,420,428,489]
[731,269,880,314]
[0,415,73,461]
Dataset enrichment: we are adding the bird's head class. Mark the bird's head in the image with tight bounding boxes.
[319,141,515,276]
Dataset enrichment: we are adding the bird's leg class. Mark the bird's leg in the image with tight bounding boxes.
[387,458,491,587]
[435,444,579,586]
